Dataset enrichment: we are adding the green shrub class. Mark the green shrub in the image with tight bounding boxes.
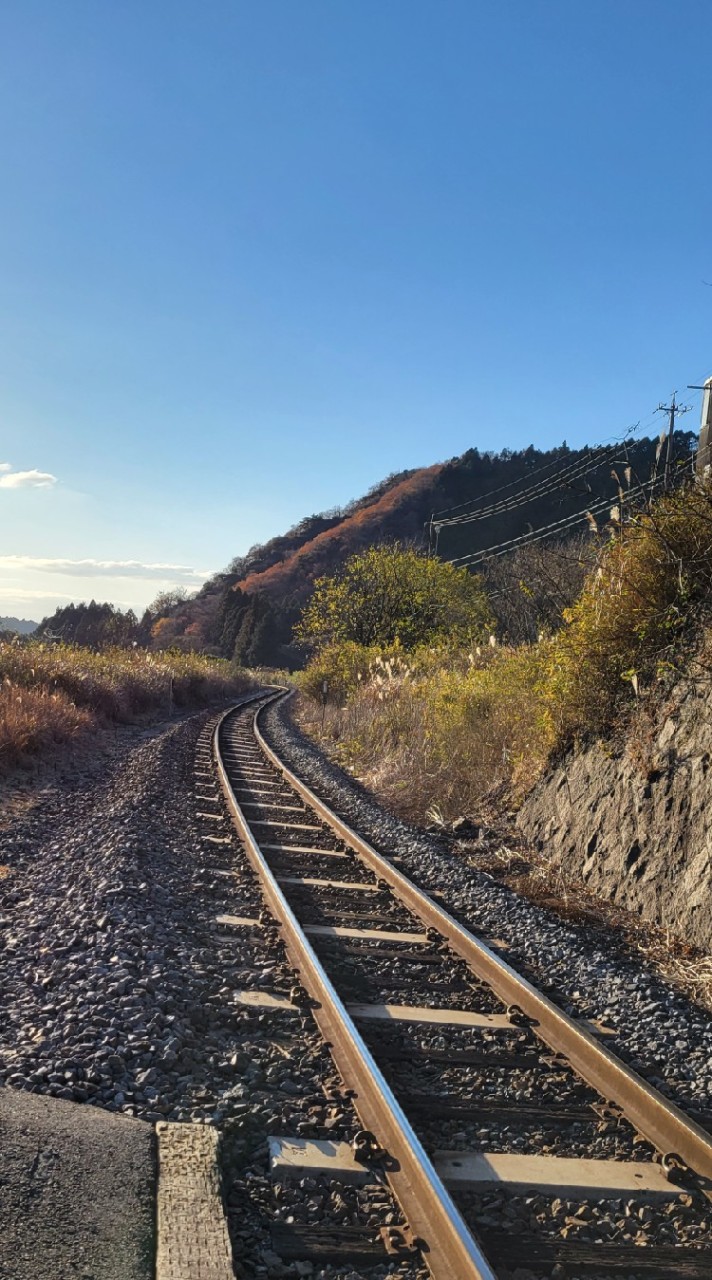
[297,640,409,704]
[296,543,492,652]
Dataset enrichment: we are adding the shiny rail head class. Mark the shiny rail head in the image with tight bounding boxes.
[212,700,499,1280]
[249,691,712,1193]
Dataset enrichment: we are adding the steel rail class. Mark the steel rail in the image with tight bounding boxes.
[214,699,497,1280]
[253,691,712,1193]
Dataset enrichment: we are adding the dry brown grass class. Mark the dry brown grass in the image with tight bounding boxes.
[298,685,712,1010]
[0,643,256,773]
[295,642,551,822]
[0,683,92,769]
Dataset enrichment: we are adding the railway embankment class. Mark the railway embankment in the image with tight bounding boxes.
[518,661,712,949]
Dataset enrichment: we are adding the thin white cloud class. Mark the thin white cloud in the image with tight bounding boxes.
[0,464,57,489]
[0,585,75,603]
[0,555,213,582]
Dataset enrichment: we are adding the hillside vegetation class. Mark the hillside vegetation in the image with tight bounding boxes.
[153,433,676,666]
[0,644,254,772]
[296,481,712,822]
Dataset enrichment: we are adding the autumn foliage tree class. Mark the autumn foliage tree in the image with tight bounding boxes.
[295,544,492,653]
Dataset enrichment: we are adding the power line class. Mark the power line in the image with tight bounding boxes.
[447,464,688,568]
[434,444,622,530]
[429,397,699,562]
[431,446,600,522]
[429,444,625,553]
[485,456,694,563]
[430,417,658,525]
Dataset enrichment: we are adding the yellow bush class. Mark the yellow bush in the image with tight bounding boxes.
[298,641,550,817]
[297,640,409,704]
[544,481,712,740]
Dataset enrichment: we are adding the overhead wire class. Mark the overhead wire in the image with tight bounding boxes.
[447,463,693,568]
[430,417,657,524]
[474,456,695,566]
[431,448,594,521]
[429,398,699,566]
[434,445,623,528]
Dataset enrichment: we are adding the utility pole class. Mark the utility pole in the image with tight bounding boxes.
[657,392,691,490]
[686,378,712,479]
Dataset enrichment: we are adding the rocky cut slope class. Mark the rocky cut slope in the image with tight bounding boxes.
[518,643,712,949]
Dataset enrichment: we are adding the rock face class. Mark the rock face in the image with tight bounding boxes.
[517,678,712,949]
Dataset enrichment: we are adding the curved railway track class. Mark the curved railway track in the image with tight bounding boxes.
[208,690,712,1280]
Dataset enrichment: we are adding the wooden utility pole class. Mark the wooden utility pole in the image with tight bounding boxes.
[657,393,691,489]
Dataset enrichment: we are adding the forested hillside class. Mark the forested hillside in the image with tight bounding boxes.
[0,616,37,635]
[161,432,693,667]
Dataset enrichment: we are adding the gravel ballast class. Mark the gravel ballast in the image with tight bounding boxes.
[4,690,712,1280]
[261,696,712,1116]
[0,699,425,1280]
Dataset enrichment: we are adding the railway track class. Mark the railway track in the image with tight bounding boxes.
[207,690,712,1280]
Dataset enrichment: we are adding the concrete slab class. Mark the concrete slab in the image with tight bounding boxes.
[277,877,379,892]
[0,1087,154,1280]
[156,1123,234,1280]
[581,1018,617,1038]
[241,802,306,813]
[227,768,274,776]
[236,990,295,1010]
[305,925,429,944]
[347,1002,511,1028]
[261,844,348,858]
[268,1137,372,1184]
[215,914,261,928]
[433,1151,681,1198]
[249,819,322,832]
[268,1135,682,1201]
[235,778,288,788]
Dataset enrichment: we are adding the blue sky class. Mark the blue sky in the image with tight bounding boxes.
[1,1,711,618]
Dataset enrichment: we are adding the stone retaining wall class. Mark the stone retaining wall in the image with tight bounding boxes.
[517,678,712,949]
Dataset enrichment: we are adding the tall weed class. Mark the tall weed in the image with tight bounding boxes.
[0,684,92,768]
[0,642,255,771]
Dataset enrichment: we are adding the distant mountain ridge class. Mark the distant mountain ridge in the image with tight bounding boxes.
[0,615,38,634]
[160,432,688,667]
